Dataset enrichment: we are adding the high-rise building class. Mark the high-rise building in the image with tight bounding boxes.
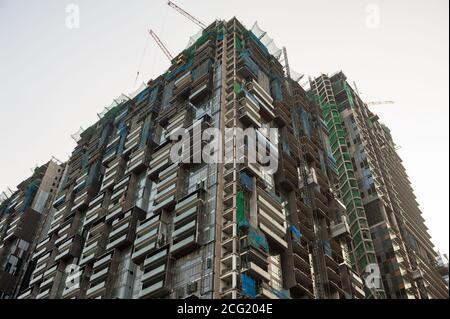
[0,159,64,298]
[6,19,364,300]
[0,19,446,300]
[310,71,448,299]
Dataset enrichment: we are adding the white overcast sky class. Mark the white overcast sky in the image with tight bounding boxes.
[0,0,448,255]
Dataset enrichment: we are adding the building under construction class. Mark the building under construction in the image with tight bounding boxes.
[310,72,448,299]
[0,160,64,298]
[0,18,446,299]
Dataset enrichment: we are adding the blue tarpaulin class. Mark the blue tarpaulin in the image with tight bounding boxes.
[241,274,256,298]
[239,172,253,191]
[289,226,302,243]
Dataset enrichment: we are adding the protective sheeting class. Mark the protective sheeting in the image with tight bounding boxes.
[96,83,148,121]
[241,274,257,298]
[250,22,282,59]
[289,69,305,83]
[128,83,148,100]
[251,22,306,83]
[186,29,203,48]
[71,127,85,143]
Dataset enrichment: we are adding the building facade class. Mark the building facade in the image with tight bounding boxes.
[0,19,446,300]
[310,71,448,299]
[0,160,64,298]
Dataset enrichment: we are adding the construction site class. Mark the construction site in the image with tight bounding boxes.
[0,1,448,300]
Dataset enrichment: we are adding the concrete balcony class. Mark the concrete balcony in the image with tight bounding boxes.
[139,279,170,299]
[4,209,41,242]
[189,79,212,104]
[70,189,89,213]
[293,253,311,274]
[242,261,271,282]
[170,234,198,258]
[123,124,143,155]
[100,158,124,192]
[238,96,261,128]
[237,54,259,79]
[86,252,117,299]
[256,189,287,250]
[273,101,291,126]
[246,80,274,120]
[17,287,35,299]
[83,193,109,227]
[275,151,298,191]
[132,214,167,263]
[147,144,173,180]
[294,268,313,291]
[125,147,150,175]
[300,136,320,165]
[330,219,350,239]
[174,71,192,94]
[54,234,83,262]
[143,247,169,270]
[106,206,145,251]
[109,175,131,204]
[79,222,109,266]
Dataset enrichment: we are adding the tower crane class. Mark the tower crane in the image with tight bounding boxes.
[167,1,207,29]
[148,29,174,61]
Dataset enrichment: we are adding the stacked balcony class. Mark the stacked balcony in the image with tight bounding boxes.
[300,136,320,166]
[147,143,173,181]
[123,122,143,156]
[138,247,171,299]
[165,109,188,137]
[276,150,298,191]
[238,145,263,180]
[100,157,125,192]
[86,251,119,299]
[170,190,203,257]
[246,80,275,120]
[79,222,110,267]
[36,263,63,299]
[189,63,212,104]
[49,202,69,234]
[105,206,145,252]
[237,53,259,80]
[132,213,168,263]
[0,215,10,240]
[3,208,41,242]
[105,175,132,223]
[325,250,342,288]
[62,266,89,299]
[83,192,110,227]
[102,130,121,164]
[53,213,81,249]
[29,249,53,288]
[273,101,291,126]
[125,146,151,175]
[53,234,83,262]
[181,117,211,167]
[3,213,21,242]
[31,235,53,263]
[256,188,288,250]
[152,164,180,213]
[313,188,330,220]
[240,231,271,284]
[237,91,261,128]
[173,71,192,97]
